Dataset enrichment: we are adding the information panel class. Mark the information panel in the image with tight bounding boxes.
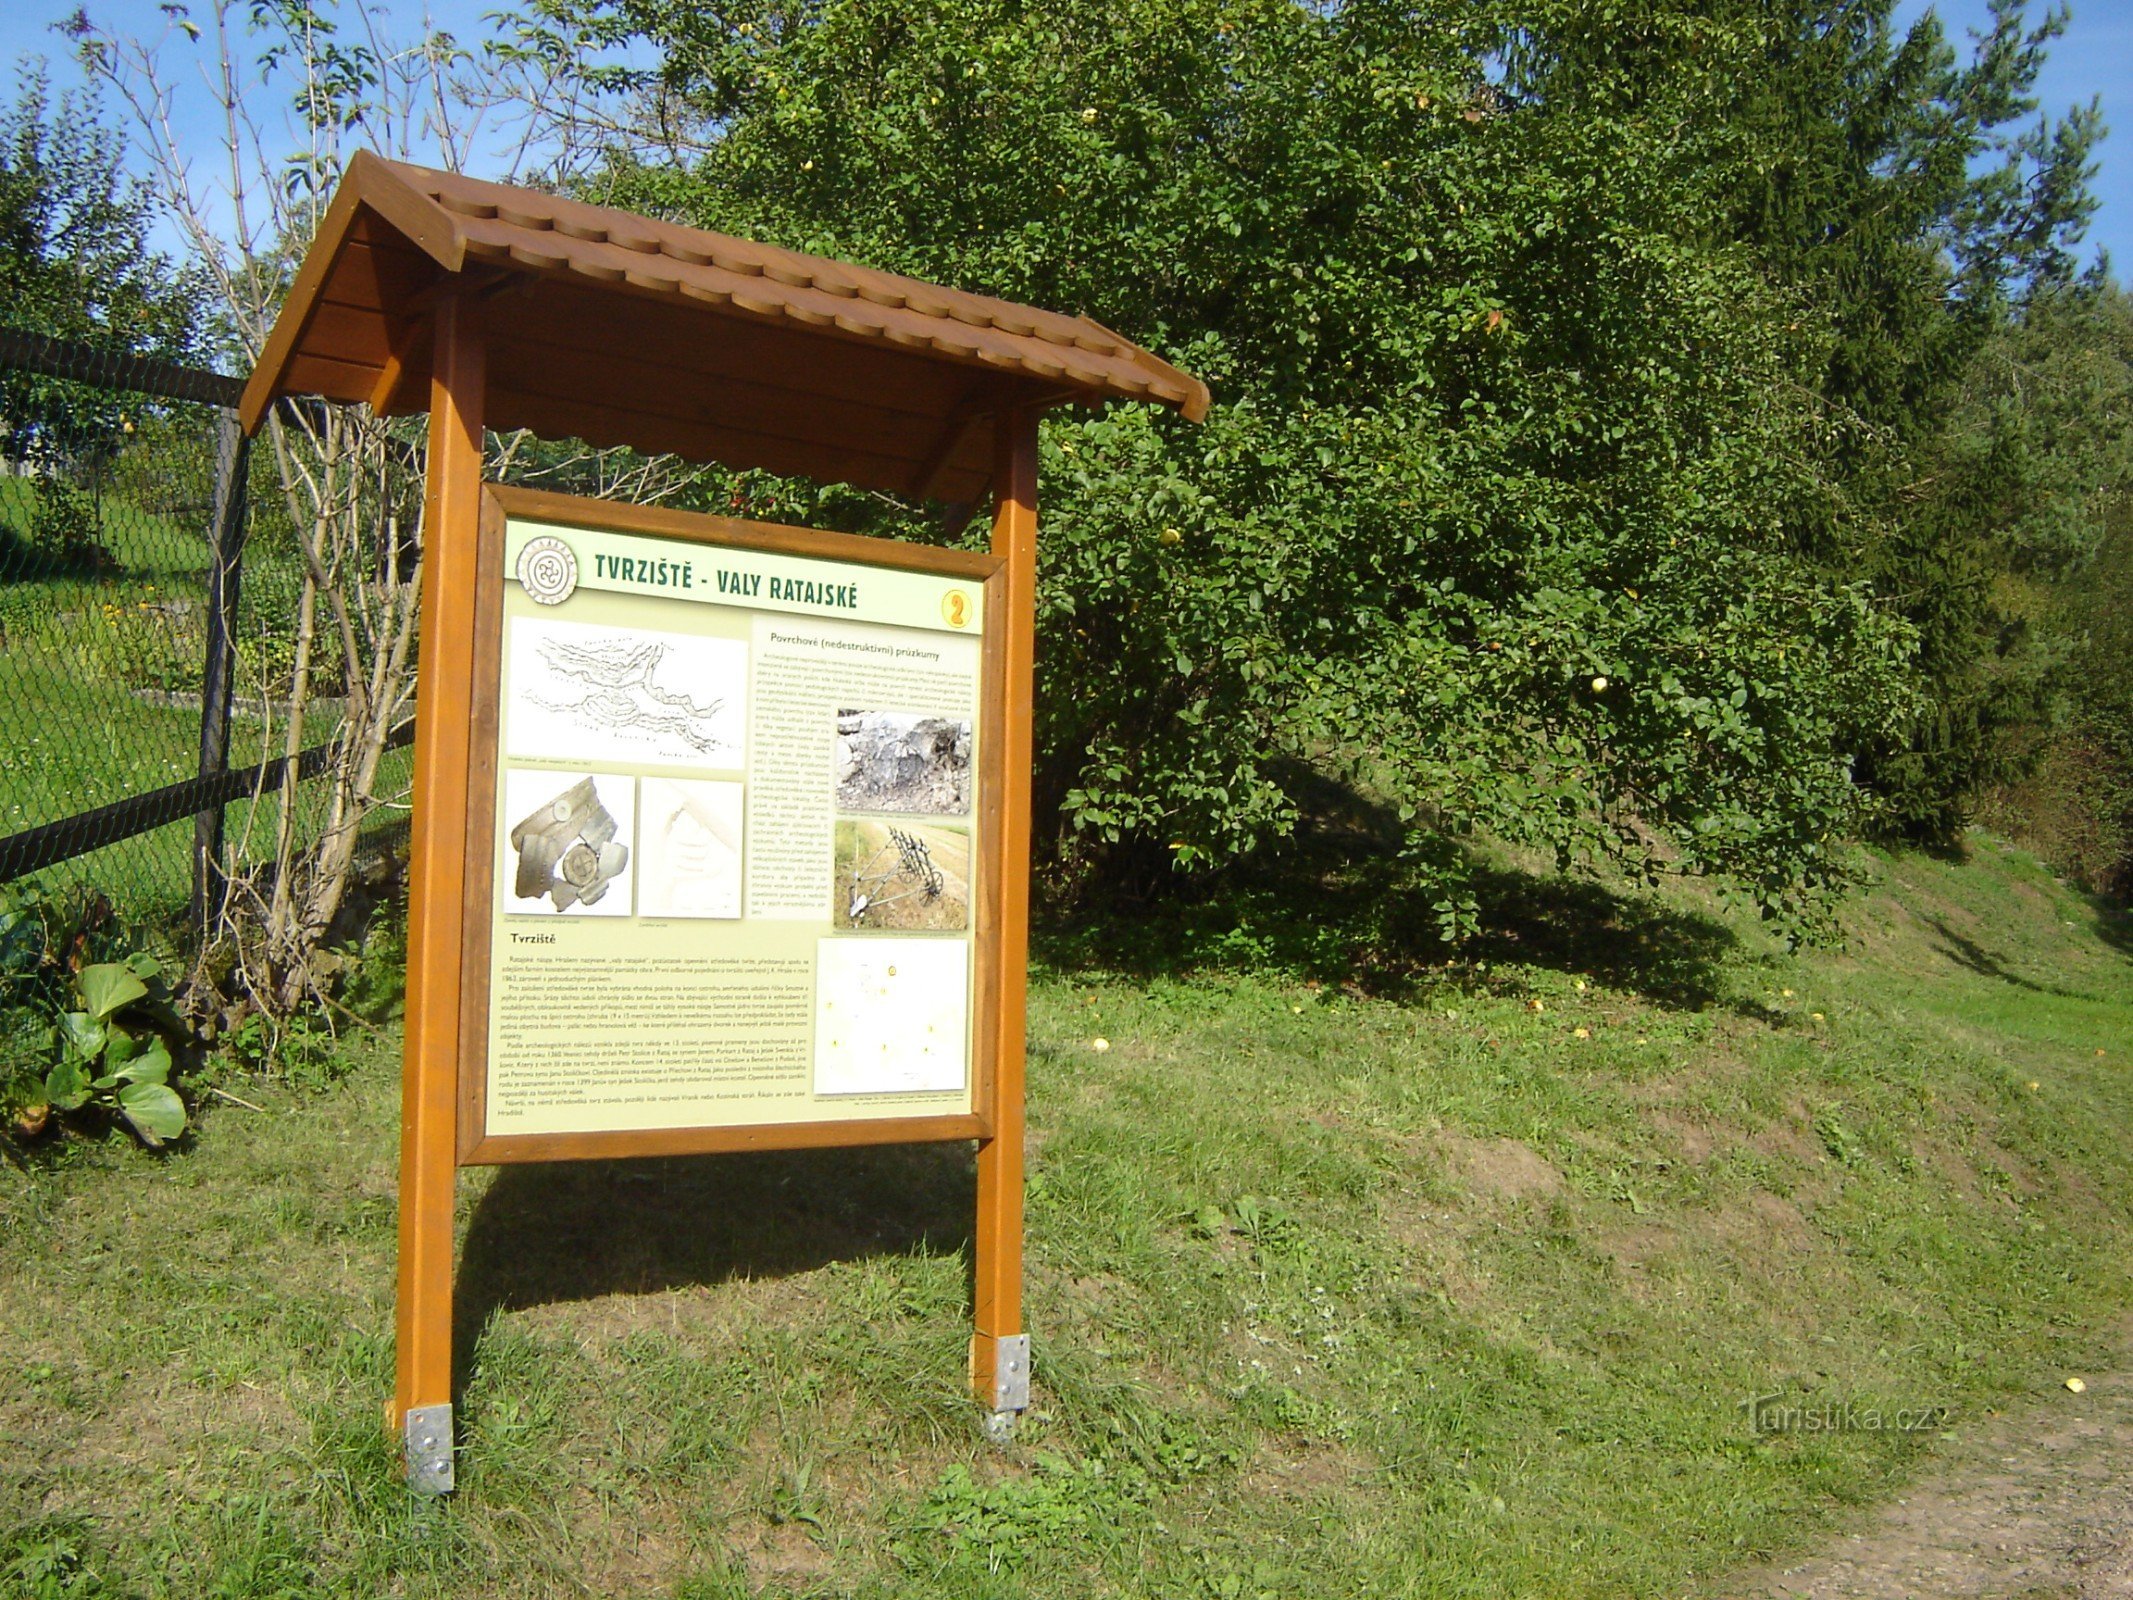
[457,488,1002,1158]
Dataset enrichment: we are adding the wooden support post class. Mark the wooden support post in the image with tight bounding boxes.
[394,290,486,1493]
[972,406,1038,1418]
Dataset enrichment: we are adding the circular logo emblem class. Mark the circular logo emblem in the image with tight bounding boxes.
[516,536,578,605]
[940,589,973,629]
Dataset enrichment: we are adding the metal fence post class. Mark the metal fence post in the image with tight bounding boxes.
[192,407,251,941]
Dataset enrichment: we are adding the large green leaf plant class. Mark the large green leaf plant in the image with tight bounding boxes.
[41,953,189,1147]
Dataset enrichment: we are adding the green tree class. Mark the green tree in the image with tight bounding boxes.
[1704,0,2103,839]
[2066,503,2133,894]
[1952,280,2133,892]
[0,63,205,461]
[495,0,1928,931]
[0,64,200,350]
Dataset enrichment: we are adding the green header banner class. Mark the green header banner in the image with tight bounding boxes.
[504,517,985,637]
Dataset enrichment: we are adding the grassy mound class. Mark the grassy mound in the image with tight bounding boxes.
[3,834,2129,1597]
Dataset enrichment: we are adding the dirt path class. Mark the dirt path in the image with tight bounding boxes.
[1719,1361,2133,1599]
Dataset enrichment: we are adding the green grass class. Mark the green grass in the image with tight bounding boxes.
[0,658,387,950]
[0,474,217,575]
[0,475,380,944]
[2,832,2130,1598]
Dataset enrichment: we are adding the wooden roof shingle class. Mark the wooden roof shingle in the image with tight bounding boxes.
[242,153,1208,501]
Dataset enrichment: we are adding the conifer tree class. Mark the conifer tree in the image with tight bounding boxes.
[1725,0,2103,839]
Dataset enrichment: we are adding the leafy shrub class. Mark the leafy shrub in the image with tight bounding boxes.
[89,585,204,693]
[217,1007,343,1089]
[1,887,190,1148]
[0,574,204,692]
[29,478,114,575]
[2064,506,2133,897]
[0,887,55,1122]
[41,954,190,1146]
[1976,732,2131,897]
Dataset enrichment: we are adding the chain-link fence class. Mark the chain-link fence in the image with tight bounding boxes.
[0,321,729,981]
[0,325,413,964]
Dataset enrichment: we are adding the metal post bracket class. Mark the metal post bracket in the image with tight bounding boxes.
[985,1333,1031,1413]
[403,1402,455,1495]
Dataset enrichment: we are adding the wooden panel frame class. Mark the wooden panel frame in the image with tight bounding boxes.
[970,407,1037,1406]
[395,290,485,1433]
[452,482,1008,1167]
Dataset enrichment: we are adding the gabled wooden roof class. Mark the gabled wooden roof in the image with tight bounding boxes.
[241,153,1207,501]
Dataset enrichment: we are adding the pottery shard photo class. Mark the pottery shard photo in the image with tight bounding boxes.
[506,772,635,915]
[834,710,972,816]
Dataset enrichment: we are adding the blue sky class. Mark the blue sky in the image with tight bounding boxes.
[2,0,2128,273]
[1894,0,2133,273]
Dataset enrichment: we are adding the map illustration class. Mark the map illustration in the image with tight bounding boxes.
[507,617,747,769]
[814,937,969,1096]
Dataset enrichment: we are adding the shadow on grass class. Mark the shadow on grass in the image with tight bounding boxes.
[2091,893,2133,963]
[1924,914,2092,998]
[452,1142,975,1398]
[1037,766,1739,1010]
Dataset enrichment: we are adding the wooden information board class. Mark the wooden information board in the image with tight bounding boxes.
[238,155,1204,1494]
[458,486,1006,1163]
